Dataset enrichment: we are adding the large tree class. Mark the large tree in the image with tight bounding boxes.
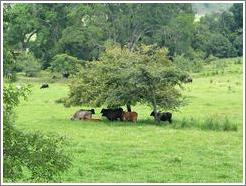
[63,43,188,121]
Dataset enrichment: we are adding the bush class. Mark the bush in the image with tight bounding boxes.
[205,54,218,63]
[3,46,17,81]
[49,53,84,76]
[174,54,203,73]
[3,84,72,182]
[15,51,41,77]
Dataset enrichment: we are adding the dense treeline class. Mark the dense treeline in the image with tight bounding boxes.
[3,3,243,79]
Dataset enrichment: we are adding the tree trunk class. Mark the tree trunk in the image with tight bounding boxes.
[126,104,131,112]
[151,90,160,124]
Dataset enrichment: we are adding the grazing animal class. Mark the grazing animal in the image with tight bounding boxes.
[71,109,95,120]
[184,76,192,83]
[100,108,123,121]
[150,111,172,123]
[63,72,70,78]
[40,83,49,89]
[122,111,138,122]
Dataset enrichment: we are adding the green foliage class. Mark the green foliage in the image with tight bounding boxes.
[49,53,84,75]
[173,54,203,73]
[65,43,188,118]
[4,125,72,182]
[192,3,243,58]
[3,84,72,182]
[15,51,41,77]
[229,3,243,29]
[3,44,17,81]
[192,3,232,15]
[3,3,242,75]
[205,33,237,58]
[160,13,195,56]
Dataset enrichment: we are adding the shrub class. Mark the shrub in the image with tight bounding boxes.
[204,55,218,63]
[174,54,203,73]
[3,84,72,182]
[49,53,84,76]
[15,51,41,77]
[3,46,17,81]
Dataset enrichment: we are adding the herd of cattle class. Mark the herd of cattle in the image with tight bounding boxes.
[70,108,172,123]
[40,82,176,123]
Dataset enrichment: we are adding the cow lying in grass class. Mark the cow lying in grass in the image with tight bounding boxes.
[122,111,138,122]
[71,109,95,120]
[150,111,172,123]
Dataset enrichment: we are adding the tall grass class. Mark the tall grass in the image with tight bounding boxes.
[171,116,238,132]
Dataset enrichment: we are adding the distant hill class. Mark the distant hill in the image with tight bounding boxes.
[192,3,233,16]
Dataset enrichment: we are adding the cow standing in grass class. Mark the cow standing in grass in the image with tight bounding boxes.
[100,108,124,121]
[122,111,138,122]
[150,111,172,123]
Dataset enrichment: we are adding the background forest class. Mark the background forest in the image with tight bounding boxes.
[3,3,242,79]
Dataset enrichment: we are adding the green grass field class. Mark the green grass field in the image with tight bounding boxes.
[12,58,243,183]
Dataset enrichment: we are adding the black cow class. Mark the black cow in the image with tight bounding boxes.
[40,83,49,89]
[63,72,70,78]
[150,111,172,123]
[100,108,123,121]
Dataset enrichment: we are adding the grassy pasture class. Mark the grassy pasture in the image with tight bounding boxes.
[12,58,243,183]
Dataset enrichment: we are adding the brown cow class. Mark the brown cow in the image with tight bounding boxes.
[122,111,138,122]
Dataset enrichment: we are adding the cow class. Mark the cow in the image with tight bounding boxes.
[100,108,124,121]
[40,83,49,89]
[150,111,172,123]
[185,76,193,83]
[71,109,95,120]
[122,111,138,122]
[63,72,70,78]
[180,75,193,83]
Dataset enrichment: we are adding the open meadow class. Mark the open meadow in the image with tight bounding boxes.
[12,58,243,183]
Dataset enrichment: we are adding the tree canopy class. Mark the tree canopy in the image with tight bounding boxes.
[3,3,243,80]
[63,43,188,119]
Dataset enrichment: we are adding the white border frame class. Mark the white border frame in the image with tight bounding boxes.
[0,1,245,185]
